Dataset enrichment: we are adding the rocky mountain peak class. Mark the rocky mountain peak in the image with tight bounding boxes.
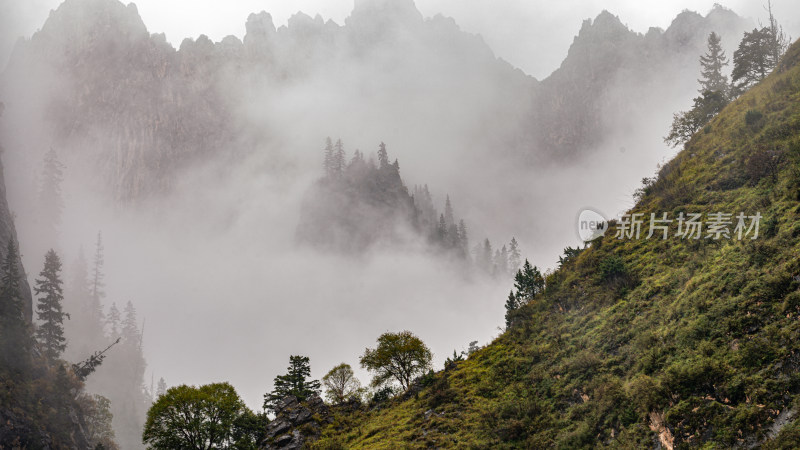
[244,10,277,50]
[346,0,423,30]
[40,0,147,42]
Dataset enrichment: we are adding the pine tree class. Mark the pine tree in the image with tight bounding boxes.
[106,302,121,338]
[732,28,771,94]
[333,139,346,176]
[377,142,389,169]
[457,220,469,258]
[323,137,334,178]
[91,231,105,308]
[0,241,23,322]
[122,301,140,345]
[63,248,105,362]
[38,148,65,239]
[156,377,167,398]
[508,238,521,274]
[263,355,321,412]
[504,290,519,328]
[34,249,68,360]
[0,241,31,372]
[698,32,729,95]
[665,89,729,147]
[436,214,448,244]
[497,245,509,276]
[447,223,460,250]
[444,195,454,227]
[514,259,545,300]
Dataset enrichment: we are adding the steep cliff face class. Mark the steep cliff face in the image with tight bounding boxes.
[0,135,32,322]
[530,6,751,161]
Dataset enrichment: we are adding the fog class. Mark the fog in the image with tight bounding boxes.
[2,0,799,444]
[4,0,800,76]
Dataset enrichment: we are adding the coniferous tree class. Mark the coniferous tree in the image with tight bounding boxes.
[514,259,545,301]
[457,220,469,257]
[0,241,30,372]
[437,214,447,244]
[504,290,519,328]
[263,355,321,412]
[497,245,509,277]
[732,28,772,94]
[478,239,493,273]
[377,142,389,169]
[698,32,729,95]
[665,89,728,147]
[91,231,106,310]
[156,377,167,398]
[0,241,23,322]
[508,238,521,275]
[447,223,460,250]
[106,302,121,338]
[38,148,65,240]
[323,137,334,178]
[333,139,346,176]
[444,195,454,227]
[121,301,140,345]
[63,248,105,362]
[34,249,68,360]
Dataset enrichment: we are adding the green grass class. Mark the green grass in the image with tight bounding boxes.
[311,40,800,449]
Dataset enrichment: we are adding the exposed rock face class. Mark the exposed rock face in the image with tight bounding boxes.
[530,6,751,162]
[261,395,332,450]
[0,152,32,322]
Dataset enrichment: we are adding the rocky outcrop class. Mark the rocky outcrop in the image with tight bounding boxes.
[530,5,751,162]
[261,395,332,450]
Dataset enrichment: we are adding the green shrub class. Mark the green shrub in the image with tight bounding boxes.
[745,109,763,126]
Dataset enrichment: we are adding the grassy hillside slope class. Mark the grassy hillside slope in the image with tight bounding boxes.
[310,39,800,449]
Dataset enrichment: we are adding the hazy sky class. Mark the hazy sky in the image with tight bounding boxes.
[3,0,799,78]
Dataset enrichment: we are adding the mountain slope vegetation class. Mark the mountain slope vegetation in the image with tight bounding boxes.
[309,39,800,449]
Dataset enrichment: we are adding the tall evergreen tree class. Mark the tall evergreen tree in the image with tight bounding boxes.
[497,245,509,277]
[106,302,121,338]
[732,28,771,94]
[457,220,469,257]
[0,241,30,372]
[0,241,23,322]
[263,355,321,412]
[444,195,454,227]
[34,249,68,360]
[514,259,545,301]
[504,290,519,328]
[38,148,65,239]
[507,238,521,274]
[156,377,167,398]
[91,231,105,308]
[122,301,140,345]
[478,239,493,273]
[698,32,729,95]
[377,142,389,169]
[323,137,334,178]
[333,139,346,176]
[437,214,447,244]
